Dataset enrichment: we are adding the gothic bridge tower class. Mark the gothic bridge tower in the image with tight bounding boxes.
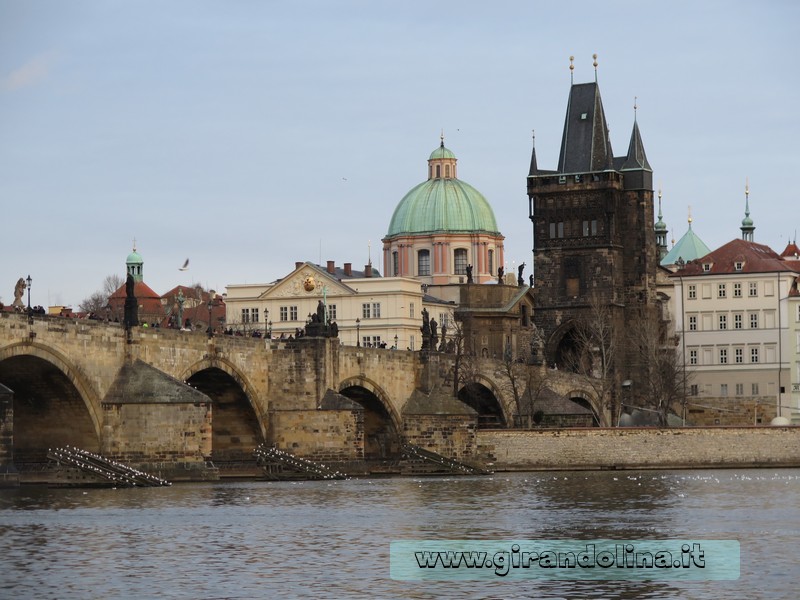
[527,57,658,371]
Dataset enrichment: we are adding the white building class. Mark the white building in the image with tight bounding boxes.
[225,260,454,350]
[670,238,800,424]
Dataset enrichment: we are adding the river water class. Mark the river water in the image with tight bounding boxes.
[1,469,798,599]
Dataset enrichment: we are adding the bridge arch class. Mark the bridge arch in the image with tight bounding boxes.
[458,374,510,428]
[564,387,605,426]
[338,376,403,460]
[0,341,103,458]
[180,356,266,437]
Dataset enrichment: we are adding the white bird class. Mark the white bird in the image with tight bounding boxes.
[179,258,189,271]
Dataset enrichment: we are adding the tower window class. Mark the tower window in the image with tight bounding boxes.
[445,164,450,178]
[392,251,399,276]
[488,249,494,275]
[436,165,441,178]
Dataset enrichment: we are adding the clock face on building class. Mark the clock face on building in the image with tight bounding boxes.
[303,276,316,292]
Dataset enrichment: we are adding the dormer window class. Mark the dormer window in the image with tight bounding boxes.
[734,261,744,271]
[702,263,712,272]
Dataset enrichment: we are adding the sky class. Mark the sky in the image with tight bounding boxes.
[1,1,798,309]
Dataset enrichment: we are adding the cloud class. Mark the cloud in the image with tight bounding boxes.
[1,52,57,92]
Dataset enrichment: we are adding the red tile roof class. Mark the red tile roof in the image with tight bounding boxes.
[671,238,800,277]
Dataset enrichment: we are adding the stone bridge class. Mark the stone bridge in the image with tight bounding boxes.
[0,312,602,481]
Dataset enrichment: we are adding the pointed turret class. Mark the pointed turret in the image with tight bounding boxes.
[741,179,755,241]
[528,130,538,176]
[620,100,653,189]
[654,187,668,261]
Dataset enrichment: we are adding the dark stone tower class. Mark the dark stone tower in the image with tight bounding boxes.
[527,70,657,371]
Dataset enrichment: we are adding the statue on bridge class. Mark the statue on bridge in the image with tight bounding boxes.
[420,308,431,350]
[465,264,473,284]
[517,262,526,286]
[430,317,438,351]
[497,266,504,285]
[12,278,26,311]
[124,274,139,329]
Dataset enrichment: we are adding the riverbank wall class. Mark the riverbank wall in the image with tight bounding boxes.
[476,426,800,471]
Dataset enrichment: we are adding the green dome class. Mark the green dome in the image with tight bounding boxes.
[429,144,456,160]
[386,178,500,237]
[126,250,143,265]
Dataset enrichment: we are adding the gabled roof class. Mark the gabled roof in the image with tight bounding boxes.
[780,241,800,260]
[262,262,361,300]
[673,238,800,277]
[557,82,614,174]
[661,223,712,266]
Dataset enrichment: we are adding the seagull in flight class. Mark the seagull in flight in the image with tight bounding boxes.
[179,258,190,271]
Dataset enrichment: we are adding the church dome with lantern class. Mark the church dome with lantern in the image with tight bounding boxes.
[382,137,504,285]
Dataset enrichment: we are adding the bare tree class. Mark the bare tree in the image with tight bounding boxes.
[563,292,617,426]
[79,273,125,315]
[495,335,553,428]
[626,306,691,426]
[78,291,107,314]
[449,312,480,398]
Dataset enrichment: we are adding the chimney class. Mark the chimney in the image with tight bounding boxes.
[364,263,372,278]
[295,261,303,270]
[327,260,335,274]
[344,263,352,276]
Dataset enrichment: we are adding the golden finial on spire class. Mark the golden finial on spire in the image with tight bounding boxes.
[440,129,444,147]
[658,184,662,201]
[688,205,693,225]
[569,55,574,83]
[593,53,598,81]
[745,177,750,198]
[132,237,137,252]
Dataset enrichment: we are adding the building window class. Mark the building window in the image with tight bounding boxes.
[702,263,712,272]
[718,283,727,298]
[688,285,697,300]
[252,308,259,323]
[733,282,742,297]
[445,164,450,178]
[797,305,800,322]
[436,164,441,178]
[582,220,597,236]
[719,348,728,364]
[736,383,744,396]
[689,384,699,396]
[392,251,399,276]
[328,304,337,320]
[749,282,758,297]
[735,261,744,271]
[362,303,371,319]
[689,349,698,365]
[734,314,743,329]
[454,249,468,275]
[290,306,298,321]
[735,348,743,364]
[751,347,759,363]
[418,250,431,276]
[409,302,415,319]
[719,314,727,330]
[372,302,381,318]
[241,308,251,323]
[549,223,556,238]
[488,250,494,275]
[558,222,564,238]
[720,383,728,397]
[752,383,759,396]
[280,306,288,321]
[750,313,758,329]
[688,315,697,331]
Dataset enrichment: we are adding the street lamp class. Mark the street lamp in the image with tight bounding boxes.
[394,334,398,349]
[26,274,32,315]
[206,299,213,338]
[356,317,361,347]
[264,308,269,339]
[268,320,273,339]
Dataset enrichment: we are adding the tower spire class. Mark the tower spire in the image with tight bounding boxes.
[593,53,598,82]
[569,55,574,84]
[654,185,668,261]
[528,129,538,177]
[741,178,755,241]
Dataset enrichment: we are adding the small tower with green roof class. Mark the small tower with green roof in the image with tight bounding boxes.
[126,242,144,282]
[741,180,755,242]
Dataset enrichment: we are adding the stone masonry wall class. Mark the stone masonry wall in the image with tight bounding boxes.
[404,414,478,461]
[270,409,364,462]
[477,427,800,471]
